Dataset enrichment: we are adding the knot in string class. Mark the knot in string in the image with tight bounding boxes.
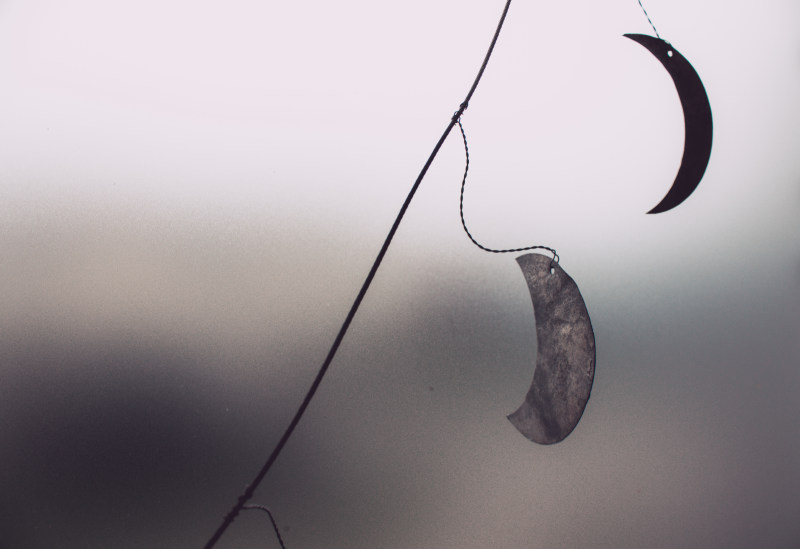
[452,101,470,122]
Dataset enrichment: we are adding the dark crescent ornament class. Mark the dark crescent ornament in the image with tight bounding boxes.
[624,33,713,214]
[508,253,596,444]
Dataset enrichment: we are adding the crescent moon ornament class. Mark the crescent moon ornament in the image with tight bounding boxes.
[624,34,713,214]
[508,253,596,444]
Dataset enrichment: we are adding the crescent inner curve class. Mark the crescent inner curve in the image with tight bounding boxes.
[624,33,713,214]
[508,253,596,445]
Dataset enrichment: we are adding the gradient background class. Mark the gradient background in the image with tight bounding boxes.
[1,0,798,547]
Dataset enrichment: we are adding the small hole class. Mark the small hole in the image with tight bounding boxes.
[667,50,673,58]
[549,267,555,275]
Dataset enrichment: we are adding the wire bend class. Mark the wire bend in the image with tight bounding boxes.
[455,117,559,268]
[242,505,287,549]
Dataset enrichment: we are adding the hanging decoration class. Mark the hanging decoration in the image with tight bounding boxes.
[202,0,712,546]
[626,2,713,213]
[455,118,595,445]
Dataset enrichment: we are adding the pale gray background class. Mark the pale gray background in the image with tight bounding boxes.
[0,0,798,547]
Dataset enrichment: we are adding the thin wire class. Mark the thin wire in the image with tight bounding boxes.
[456,118,558,265]
[242,505,287,549]
[637,0,661,40]
[202,1,515,547]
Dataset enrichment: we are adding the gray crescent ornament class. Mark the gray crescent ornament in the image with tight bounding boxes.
[508,253,596,444]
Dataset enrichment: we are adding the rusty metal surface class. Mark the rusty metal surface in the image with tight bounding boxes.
[508,253,596,444]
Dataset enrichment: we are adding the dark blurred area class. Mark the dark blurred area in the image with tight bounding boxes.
[1,337,254,547]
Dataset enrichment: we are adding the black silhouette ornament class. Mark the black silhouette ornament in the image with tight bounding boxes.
[625,34,713,213]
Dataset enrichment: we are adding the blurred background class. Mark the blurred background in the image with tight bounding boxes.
[0,0,798,547]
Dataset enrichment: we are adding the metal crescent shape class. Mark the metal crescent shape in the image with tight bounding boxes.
[508,253,596,444]
[624,34,713,214]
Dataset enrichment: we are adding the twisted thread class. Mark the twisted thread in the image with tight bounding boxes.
[637,0,661,39]
[456,118,558,264]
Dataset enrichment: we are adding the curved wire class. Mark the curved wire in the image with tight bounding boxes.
[202,1,517,547]
[456,118,558,266]
[242,505,287,549]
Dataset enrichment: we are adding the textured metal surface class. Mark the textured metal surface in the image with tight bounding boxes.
[508,253,596,444]
[624,33,713,214]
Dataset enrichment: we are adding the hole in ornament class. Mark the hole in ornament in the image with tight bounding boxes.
[549,267,555,275]
[667,50,673,57]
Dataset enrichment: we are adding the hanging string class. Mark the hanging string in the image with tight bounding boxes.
[202,1,515,547]
[637,0,662,40]
[455,117,558,265]
[242,505,287,549]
